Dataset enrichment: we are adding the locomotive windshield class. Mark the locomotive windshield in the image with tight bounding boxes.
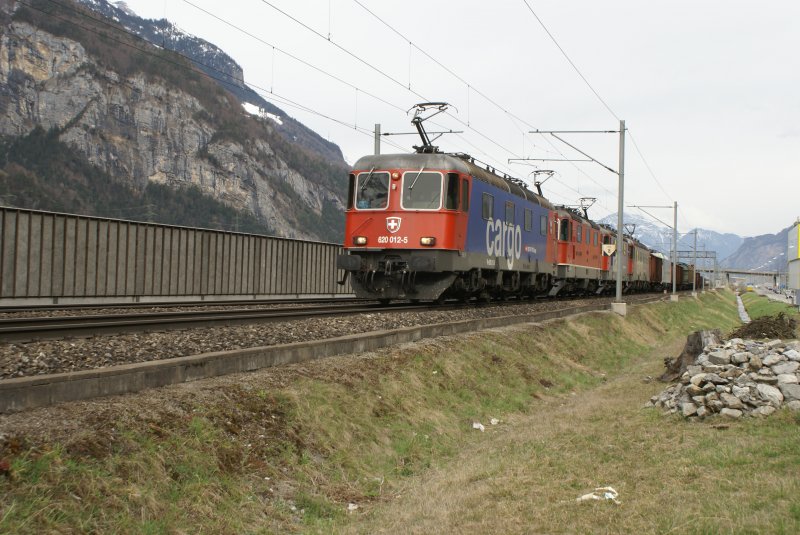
[355,171,390,209]
[402,171,442,210]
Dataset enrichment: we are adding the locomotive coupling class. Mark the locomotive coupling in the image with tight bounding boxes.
[337,254,362,271]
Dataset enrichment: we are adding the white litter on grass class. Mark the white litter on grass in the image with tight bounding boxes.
[490,418,500,425]
[472,422,485,432]
[347,503,359,513]
[576,486,621,505]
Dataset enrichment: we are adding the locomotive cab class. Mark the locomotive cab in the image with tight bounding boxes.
[548,208,605,295]
[346,166,470,250]
[338,154,473,301]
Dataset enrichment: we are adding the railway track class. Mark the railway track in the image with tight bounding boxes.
[0,300,443,342]
[0,297,363,316]
[0,291,682,413]
[0,292,670,343]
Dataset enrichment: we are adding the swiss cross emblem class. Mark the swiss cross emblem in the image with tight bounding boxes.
[386,217,402,234]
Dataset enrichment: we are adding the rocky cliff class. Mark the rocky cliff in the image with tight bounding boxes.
[0,0,348,242]
[74,0,345,164]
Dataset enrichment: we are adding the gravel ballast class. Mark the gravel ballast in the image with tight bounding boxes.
[0,297,644,379]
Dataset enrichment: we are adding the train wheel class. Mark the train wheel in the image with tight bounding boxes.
[378,298,391,306]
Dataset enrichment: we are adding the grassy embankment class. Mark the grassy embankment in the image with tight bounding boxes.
[740,291,800,321]
[2,290,799,534]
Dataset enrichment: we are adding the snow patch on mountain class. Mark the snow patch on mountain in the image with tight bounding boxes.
[242,102,284,125]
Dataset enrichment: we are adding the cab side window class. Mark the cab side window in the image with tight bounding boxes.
[445,173,459,210]
[346,173,355,209]
[559,219,570,241]
[482,193,494,220]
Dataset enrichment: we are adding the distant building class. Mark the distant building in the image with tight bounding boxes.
[789,220,800,306]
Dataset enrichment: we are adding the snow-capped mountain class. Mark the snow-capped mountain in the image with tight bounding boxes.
[78,0,247,91]
[598,213,744,268]
[598,213,791,271]
[76,0,343,162]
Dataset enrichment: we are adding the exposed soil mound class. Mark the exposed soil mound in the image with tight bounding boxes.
[729,313,797,340]
[659,329,721,382]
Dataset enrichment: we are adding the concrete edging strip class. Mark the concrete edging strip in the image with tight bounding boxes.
[0,299,661,413]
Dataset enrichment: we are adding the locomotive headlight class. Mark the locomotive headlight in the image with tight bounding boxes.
[353,236,367,246]
[420,237,436,246]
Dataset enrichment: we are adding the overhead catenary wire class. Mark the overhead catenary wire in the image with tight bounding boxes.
[311,2,699,238]
[38,0,617,212]
[173,0,611,207]
[179,0,407,115]
[517,0,688,218]
[626,128,674,202]
[254,0,539,166]
[181,0,512,168]
[352,0,527,137]
[350,0,617,201]
[353,0,614,208]
[519,0,619,122]
[186,0,529,180]
[180,0,523,177]
[629,206,674,231]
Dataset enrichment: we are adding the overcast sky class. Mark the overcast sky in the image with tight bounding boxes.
[123,0,799,238]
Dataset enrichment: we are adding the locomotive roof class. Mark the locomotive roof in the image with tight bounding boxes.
[351,153,554,209]
[552,206,606,232]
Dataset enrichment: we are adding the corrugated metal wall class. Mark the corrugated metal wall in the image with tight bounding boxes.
[0,207,351,303]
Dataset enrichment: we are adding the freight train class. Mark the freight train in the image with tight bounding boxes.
[337,104,700,302]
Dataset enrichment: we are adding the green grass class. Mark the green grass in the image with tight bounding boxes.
[2,290,779,534]
[741,291,800,320]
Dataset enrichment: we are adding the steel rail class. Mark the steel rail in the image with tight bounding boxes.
[0,292,674,343]
[0,301,454,342]
[0,297,364,315]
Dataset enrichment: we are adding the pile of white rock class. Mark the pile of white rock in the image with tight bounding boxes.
[648,338,800,419]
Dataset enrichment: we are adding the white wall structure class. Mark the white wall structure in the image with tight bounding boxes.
[789,220,800,306]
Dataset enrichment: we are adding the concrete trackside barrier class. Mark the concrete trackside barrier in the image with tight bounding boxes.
[0,298,664,413]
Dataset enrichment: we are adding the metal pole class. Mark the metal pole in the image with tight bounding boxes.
[374,123,381,155]
[672,201,677,295]
[692,228,697,294]
[615,120,625,302]
[712,256,716,289]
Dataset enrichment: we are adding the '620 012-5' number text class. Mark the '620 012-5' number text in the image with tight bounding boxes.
[377,236,408,244]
